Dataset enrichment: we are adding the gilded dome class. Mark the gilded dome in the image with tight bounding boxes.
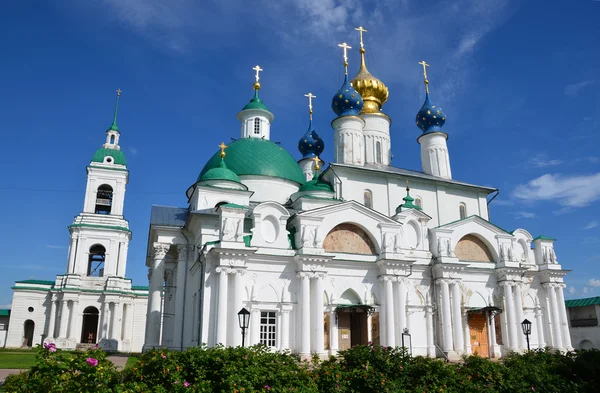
[350,49,389,114]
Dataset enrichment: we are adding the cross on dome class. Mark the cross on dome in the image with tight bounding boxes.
[355,26,368,51]
[304,92,316,119]
[312,155,321,171]
[252,65,263,82]
[338,42,352,74]
[218,142,227,158]
[418,60,430,93]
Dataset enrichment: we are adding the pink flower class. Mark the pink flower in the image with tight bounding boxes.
[184,382,190,387]
[162,354,167,359]
[44,342,56,352]
[93,344,99,349]
[532,388,535,391]
[86,357,99,366]
[264,385,271,390]
[175,381,178,384]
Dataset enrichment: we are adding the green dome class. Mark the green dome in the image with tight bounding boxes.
[199,159,241,183]
[91,148,127,166]
[299,177,333,192]
[198,138,305,184]
[242,90,270,111]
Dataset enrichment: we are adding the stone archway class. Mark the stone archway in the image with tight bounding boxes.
[81,306,99,344]
[23,320,35,347]
[323,223,376,255]
[455,234,494,262]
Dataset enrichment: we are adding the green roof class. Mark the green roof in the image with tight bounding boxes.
[0,309,10,317]
[299,175,333,192]
[132,285,149,291]
[15,279,55,286]
[91,147,127,166]
[198,138,305,184]
[219,203,248,209]
[565,296,600,308]
[396,188,422,212]
[533,235,556,241]
[242,90,270,111]
[200,159,241,183]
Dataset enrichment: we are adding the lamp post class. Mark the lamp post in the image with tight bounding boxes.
[521,318,531,351]
[238,308,251,347]
[401,328,412,355]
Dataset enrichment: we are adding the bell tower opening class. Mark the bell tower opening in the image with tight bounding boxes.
[95,184,113,214]
[87,245,106,277]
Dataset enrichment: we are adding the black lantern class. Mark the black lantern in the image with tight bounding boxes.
[238,308,251,347]
[401,328,412,355]
[521,319,531,351]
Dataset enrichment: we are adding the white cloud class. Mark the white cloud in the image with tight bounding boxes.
[514,211,536,219]
[584,221,599,230]
[583,287,590,294]
[564,80,595,97]
[529,155,562,168]
[46,244,65,249]
[588,279,600,288]
[568,287,576,295]
[513,172,600,208]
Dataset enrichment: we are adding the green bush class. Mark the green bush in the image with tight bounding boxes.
[3,342,599,392]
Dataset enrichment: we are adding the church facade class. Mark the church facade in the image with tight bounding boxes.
[6,94,148,352]
[144,29,572,359]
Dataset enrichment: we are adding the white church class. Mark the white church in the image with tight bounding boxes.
[6,92,148,352]
[143,28,573,359]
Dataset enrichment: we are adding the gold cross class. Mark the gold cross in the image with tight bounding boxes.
[116,88,122,96]
[313,156,321,171]
[418,60,430,80]
[355,26,368,49]
[218,142,227,158]
[304,92,316,119]
[252,65,263,83]
[338,42,352,69]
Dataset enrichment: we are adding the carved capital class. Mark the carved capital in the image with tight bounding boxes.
[176,244,193,262]
[378,275,395,283]
[153,243,170,259]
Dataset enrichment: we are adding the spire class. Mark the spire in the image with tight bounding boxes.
[241,65,271,112]
[350,26,389,114]
[415,61,446,133]
[396,183,422,213]
[109,89,121,132]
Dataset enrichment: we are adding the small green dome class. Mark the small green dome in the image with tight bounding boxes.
[198,138,305,184]
[91,148,127,165]
[199,159,241,183]
[242,90,270,111]
[299,177,333,192]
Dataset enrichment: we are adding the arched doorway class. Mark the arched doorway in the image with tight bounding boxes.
[23,320,35,347]
[81,306,99,344]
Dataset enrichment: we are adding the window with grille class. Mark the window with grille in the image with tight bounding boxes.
[260,311,277,347]
[254,118,261,134]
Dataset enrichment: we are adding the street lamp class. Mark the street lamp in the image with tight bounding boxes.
[401,328,412,355]
[521,318,532,351]
[238,308,251,347]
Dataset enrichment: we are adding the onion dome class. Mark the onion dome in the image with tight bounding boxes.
[350,49,389,114]
[297,158,334,196]
[396,187,422,213]
[199,158,241,183]
[298,120,324,158]
[331,74,363,117]
[416,92,446,133]
[242,88,270,112]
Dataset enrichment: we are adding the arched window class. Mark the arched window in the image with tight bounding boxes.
[254,118,261,134]
[95,184,113,215]
[88,245,106,277]
[455,234,494,262]
[81,306,99,344]
[376,141,382,164]
[323,223,377,255]
[363,189,373,209]
[415,197,423,209]
[459,203,467,219]
[110,135,115,144]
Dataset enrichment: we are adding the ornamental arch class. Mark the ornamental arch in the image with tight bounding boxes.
[323,223,377,255]
[455,234,494,262]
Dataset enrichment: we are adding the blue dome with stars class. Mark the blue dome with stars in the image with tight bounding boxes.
[416,92,446,133]
[331,74,364,117]
[298,120,324,159]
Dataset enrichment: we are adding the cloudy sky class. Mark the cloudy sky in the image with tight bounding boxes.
[0,0,599,307]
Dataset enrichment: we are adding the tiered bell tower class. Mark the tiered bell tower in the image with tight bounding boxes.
[66,89,131,278]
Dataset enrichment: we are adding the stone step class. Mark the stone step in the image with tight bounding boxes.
[75,343,96,352]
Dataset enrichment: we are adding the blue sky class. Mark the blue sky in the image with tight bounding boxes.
[1,0,599,307]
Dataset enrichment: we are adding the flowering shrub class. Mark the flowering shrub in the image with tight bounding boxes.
[3,343,600,392]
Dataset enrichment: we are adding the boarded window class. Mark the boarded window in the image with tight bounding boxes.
[363,189,373,209]
[323,223,376,255]
[455,234,494,262]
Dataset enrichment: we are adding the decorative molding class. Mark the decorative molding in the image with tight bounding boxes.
[152,243,170,259]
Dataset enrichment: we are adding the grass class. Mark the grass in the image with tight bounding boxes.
[0,351,38,369]
[125,356,138,369]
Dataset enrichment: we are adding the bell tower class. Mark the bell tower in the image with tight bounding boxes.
[66,90,131,278]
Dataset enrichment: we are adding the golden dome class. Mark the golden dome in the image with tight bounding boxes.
[350,48,389,114]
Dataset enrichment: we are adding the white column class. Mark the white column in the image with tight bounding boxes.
[112,302,123,344]
[450,281,464,353]
[173,245,189,350]
[329,309,338,355]
[101,301,110,341]
[313,275,325,354]
[535,308,545,348]
[398,279,408,334]
[117,242,129,277]
[299,273,311,356]
[250,308,260,346]
[425,306,435,357]
[513,283,526,350]
[488,312,497,357]
[69,300,80,341]
[215,267,229,346]
[439,279,453,352]
[556,285,572,350]
[47,297,57,339]
[462,310,471,355]
[384,277,395,347]
[58,300,69,338]
[67,237,77,274]
[231,271,244,347]
[122,304,131,342]
[503,282,518,350]
[146,243,169,348]
[548,285,563,349]
[281,309,290,350]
